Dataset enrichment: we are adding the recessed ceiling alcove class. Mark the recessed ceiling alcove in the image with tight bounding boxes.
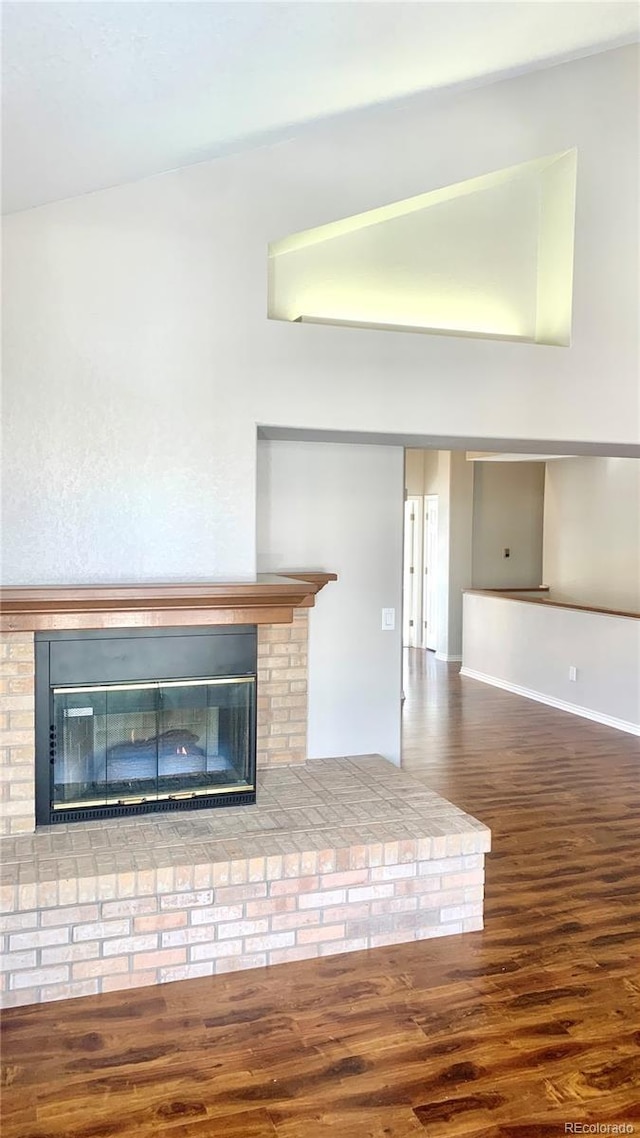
[268,150,577,346]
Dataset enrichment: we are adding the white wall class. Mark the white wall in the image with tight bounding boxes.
[404,449,426,496]
[543,458,640,611]
[2,46,639,588]
[536,149,577,346]
[446,452,474,658]
[257,440,403,764]
[428,451,453,658]
[422,451,440,495]
[472,461,545,588]
[462,592,640,732]
[405,448,441,498]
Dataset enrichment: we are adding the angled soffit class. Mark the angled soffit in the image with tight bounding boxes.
[268,150,577,347]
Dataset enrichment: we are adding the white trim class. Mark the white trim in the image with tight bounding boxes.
[436,653,463,663]
[460,667,640,737]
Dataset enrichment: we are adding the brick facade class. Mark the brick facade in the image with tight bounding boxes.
[0,632,35,836]
[0,841,486,1007]
[257,610,308,767]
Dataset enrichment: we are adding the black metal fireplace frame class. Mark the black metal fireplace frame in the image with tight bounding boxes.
[35,626,257,825]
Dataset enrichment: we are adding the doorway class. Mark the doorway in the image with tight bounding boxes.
[403,491,439,653]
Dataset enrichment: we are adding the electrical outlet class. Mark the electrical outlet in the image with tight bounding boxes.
[503,547,511,559]
[568,666,577,682]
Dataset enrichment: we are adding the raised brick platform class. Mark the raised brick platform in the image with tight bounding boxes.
[0,757,490,1007]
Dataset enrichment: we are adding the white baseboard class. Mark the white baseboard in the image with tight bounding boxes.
[435,653,463,663]
[460,667,640,737]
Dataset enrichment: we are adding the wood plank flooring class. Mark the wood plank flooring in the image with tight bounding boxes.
[2,651,639,1137]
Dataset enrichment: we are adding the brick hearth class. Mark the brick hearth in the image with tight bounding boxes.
[0,600,491,1009]
[0,757,490,1007]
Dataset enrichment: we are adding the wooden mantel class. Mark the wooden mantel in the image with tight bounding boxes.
[0,573,337,632]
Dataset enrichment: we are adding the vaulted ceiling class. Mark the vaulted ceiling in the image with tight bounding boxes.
[2,1,638,214]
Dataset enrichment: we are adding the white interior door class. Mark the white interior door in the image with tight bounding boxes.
[423,495,438,651]
[403,496,423,648]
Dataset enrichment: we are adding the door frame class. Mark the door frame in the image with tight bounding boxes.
[422,494,439,652]
[402,495,423,648]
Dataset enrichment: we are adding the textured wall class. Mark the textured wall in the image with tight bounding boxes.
[2,46,638,587]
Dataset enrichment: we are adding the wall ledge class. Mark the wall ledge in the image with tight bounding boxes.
[463,588,639,621]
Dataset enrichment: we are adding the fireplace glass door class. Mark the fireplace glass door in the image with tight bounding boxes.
[52,677,255,812]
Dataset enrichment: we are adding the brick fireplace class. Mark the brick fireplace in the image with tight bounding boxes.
[0,577,326,838]
[0,575,491,1008]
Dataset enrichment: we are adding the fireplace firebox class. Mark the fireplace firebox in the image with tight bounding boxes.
[35,627,257,824]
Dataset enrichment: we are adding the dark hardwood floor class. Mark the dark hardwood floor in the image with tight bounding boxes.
[2,651,639,1137]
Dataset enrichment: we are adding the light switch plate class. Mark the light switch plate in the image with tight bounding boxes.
[381,608,395,631]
